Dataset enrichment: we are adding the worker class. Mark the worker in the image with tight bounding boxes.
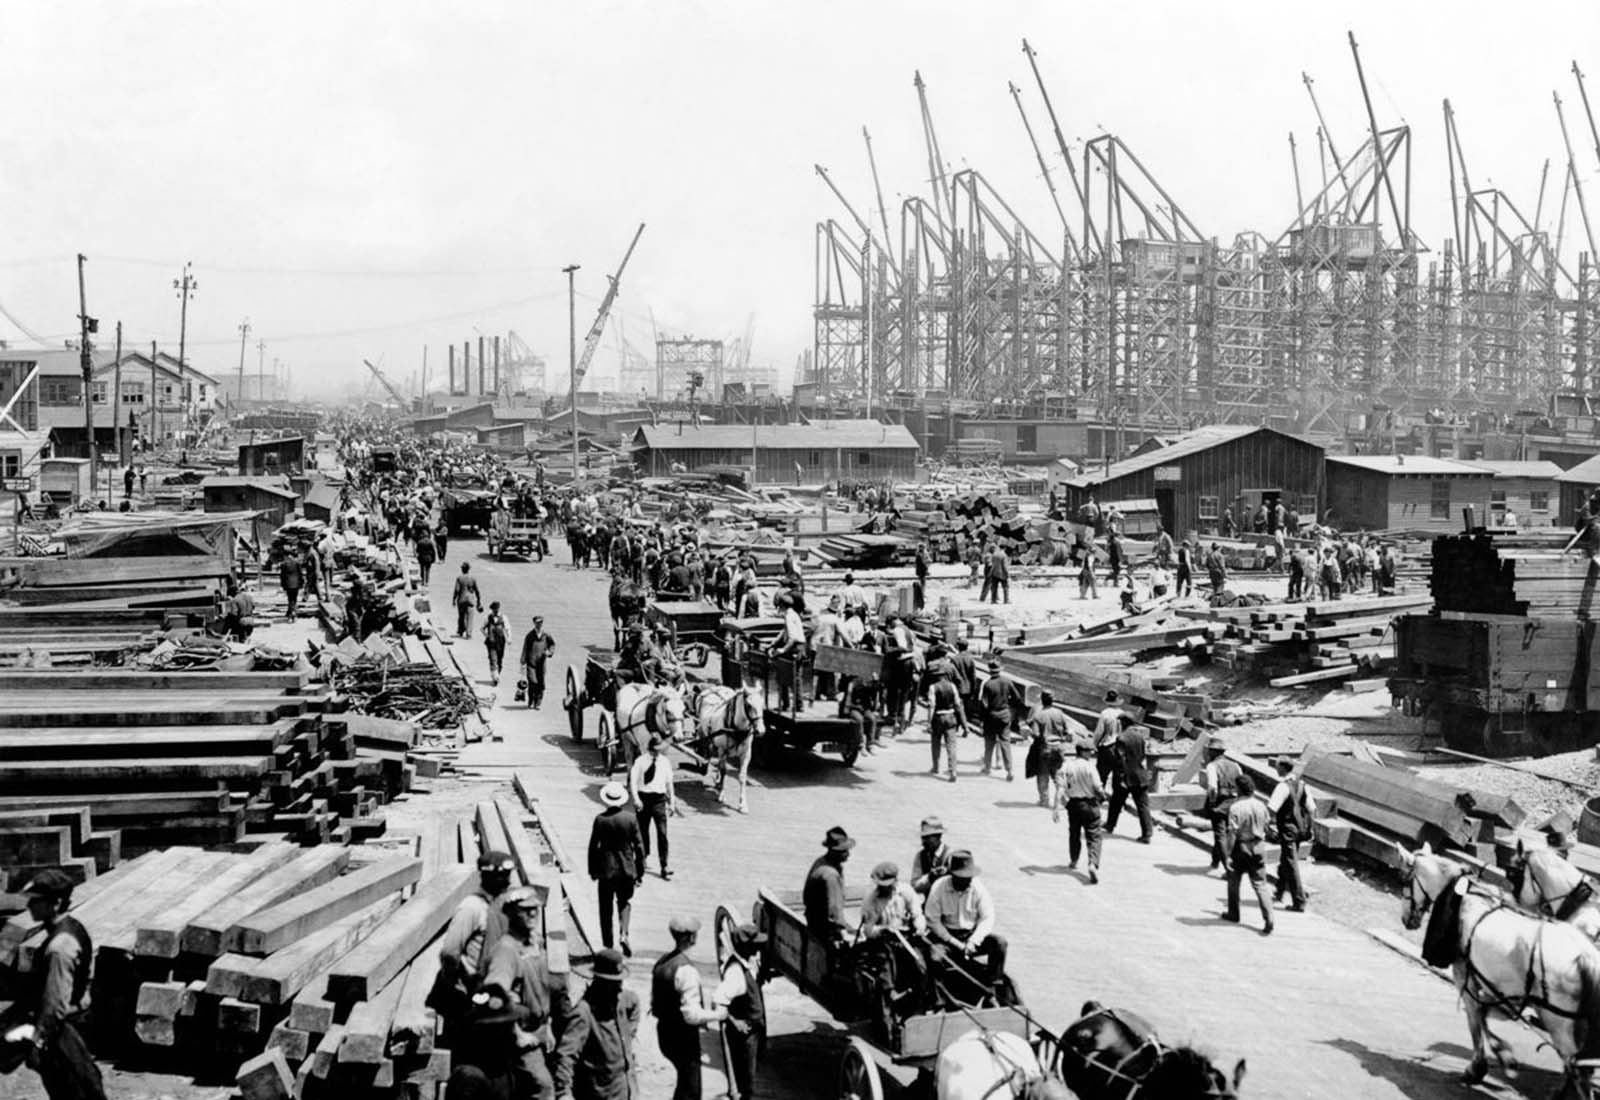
[909,816,953,897]
[1052,739,1108,884]
[926,664,968,782]
[1026,690,1084,809]
[477,886,573,1100]
[712,923,770,1100]
[552,948,639,1100]
[519,614,556,710]
[923,851,1008,994]
[4,870,104,1100]
[1092,691,1127,786]
[1203,738,1243,874]
[434,850,517,1044]
[1222,775,1275,935]
[976,660,1022,781]
[453,562,483,639]
[650,917,726,1100]
[860,862,926,938]
[803,827,855,950]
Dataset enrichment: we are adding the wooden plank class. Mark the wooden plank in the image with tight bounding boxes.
[183,845,352,957]
[0,808,92,849]
[229,856,422,955]
[287,975,336,1032]
[387,936,441,1058]
[205,952,262,1000]
[1,848,185,969]
[325,866,475,1004]
[474,802,513,867]
[1303,754,1477,846]
[136,841,301,957]
[236,1047,295,1100]
[336,972,410,1064]
[1268,664,1361,688]
[0,826,72,866]
[0,669,308,692]
[309,1024,347,1079]
[97,850,238,953]
[236,895,405,1006]
[0,789,228,819]
[266,1023,313,1066]
[0,756,274,784]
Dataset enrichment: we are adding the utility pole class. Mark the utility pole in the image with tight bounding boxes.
[111,322,123,477]
[76,253,98,489]
[150,340,159,449]
[236,319,251,412]
[173,262,197,430]
[256,339,265,403]
[564,264,581,478]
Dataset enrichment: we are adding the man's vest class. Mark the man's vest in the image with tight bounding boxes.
[721,955,765,1033]
[35,915,93,1016]
[650,948,692,1030]
[1207,758,1243,812]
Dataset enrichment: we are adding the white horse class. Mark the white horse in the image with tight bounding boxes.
[688,684,764,814]
[936,1030,1069,1100]
[1401,843,1600,1096]
[1509,841,1600,942]
[611,682,686,773]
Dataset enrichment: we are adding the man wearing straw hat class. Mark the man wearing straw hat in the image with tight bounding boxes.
[587,782,645,956]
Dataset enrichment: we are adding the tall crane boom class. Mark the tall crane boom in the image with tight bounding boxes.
[573,223,646,391]
[362,358,407,407]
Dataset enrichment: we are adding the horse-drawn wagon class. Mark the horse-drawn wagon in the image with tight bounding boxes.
[711,888,1243,1099]
[736,641,881,768]
[486,513,544,561]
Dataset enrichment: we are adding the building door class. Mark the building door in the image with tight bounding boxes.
[1154,488,1176,534]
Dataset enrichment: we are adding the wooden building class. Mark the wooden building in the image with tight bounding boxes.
[201,476,299,535]
[238,435,305,476]
[1058,425,1325,537]
[1324,454,1493,532]
[1459,459,1561,527]
[632,420,920,484]
[1555,454,1600,525]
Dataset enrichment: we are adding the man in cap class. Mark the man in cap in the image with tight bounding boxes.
[976,659,1023,780]
[1026,690,1086,808]
[519,614,557,710]
[923,852,1009,993]
[650,916,726,1100]
[5,869,104,1100]
[804,827,856,950]
[1092,691,1126,786]
[587,782,645,955]
[1052,739,1109,884]
[837,572,868,617]
[1105,707,1154,844]
[1222,775,1275,935]
[1202,737,1243,873]
[436,849,517,1043]
[910,817,953,897]
[554,948,640,1100]
[860,862,926,938]
[926,663,968,782]
[1267,756,1315,912]
[477,885,573,1100]
[713,924,770,1100]
[629,735,677,880]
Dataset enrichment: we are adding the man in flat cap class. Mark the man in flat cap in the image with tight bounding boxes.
[713,924,770,1100]
[1202,737,1242,874]
[5,869,103,1100]
[520,614,556,710]
[860,862,926,939]
[475,885,572,1100]
[436,849,517,1043]
[651,915,725,1100]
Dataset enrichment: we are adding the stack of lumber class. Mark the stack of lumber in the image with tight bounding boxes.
[1430,532,1598,616]
[1000,651,1205,740]
[1006,598,1216,663]
[1179,593,1430,686]
[811,532,920,569]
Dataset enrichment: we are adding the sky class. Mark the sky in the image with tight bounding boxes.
[2,1,1598,400]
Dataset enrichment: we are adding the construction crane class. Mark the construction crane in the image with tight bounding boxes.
[362,358,408,408]
[572,223,646,391]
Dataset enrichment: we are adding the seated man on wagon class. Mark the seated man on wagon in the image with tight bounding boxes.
[923,851,1017,1006]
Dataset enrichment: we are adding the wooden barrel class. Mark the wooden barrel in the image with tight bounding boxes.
[1578,796,1600,847]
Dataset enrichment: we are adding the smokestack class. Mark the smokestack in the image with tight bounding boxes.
[449,345,456,395]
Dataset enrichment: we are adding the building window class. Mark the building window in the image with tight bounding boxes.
[1198,495,1219,520]
[856,451,873,466]
[90,382,107,404]
[1490,489,1507,506]
[808,451,821,466]
[1017,424,1038,453]
[0,452,18,479]
[40,379,77,405]
[120,382,145,405]
[1431,480,1452,519]
[198,384,207,401]
[1531,490,1550,513]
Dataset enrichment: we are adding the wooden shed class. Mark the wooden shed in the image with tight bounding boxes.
[1556,454,1600,526]
[201,476,299,530]
[1459,459,1561,527]
[238,435,306,477]
[1058,425,1325,538]
[1324,454,1493,532]
[631,420,921,485]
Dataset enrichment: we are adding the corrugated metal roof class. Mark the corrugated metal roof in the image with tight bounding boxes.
[1556,454,1600,483]
[1325,454,1488,476]
[1064,425,1314,488]
[635,421,920,452]
[1460,459,1563,480]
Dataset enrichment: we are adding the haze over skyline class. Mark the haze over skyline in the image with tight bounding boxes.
[2,1,1596,400]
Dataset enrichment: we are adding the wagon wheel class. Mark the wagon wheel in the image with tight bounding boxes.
[564,667,583,741]
[713,903,740,971]
[837,1036,883,1100]
[840,738,861,769]
[598,713,617,774]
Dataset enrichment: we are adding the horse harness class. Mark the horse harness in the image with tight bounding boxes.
[1516,855,1598,923]
[1060,1010,1166,1100]
[1440,873,1590,1023]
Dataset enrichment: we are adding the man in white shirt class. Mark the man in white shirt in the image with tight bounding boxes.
[629,736,677,880]
[923,851,1007,991]
[713,923,768,1100]
[1267,756,1315,912]
[811,596,844,700]
[837,573,869,616]
[860,862,927,938]
[651,916,725,1100]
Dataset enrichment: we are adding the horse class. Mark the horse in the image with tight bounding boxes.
[1401,842,1600,1095]
[1507,840,1600,942]
[611,683,686,773]
[607,576,647,649]
[1051,1000,1245,1100]
[686,684,765,814]
[936,1029,1069,1100]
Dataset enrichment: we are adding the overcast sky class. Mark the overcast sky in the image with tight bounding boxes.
[2,1,1597,399]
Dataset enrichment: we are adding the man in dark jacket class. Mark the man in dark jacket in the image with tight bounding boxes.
[553,949,639,1100]
[10,870,104,1100]
[477,886,573,1100]
[587,782,645,956]
[520,615,556,709]
[1104,717,1154,843]
[976,661,1023,780]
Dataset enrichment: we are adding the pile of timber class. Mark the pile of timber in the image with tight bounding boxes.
[1005,597,1220,665]
[0,668,452,877]
[1000,650,1207,740]
[1430,532,1598,616]
[811,532,921,569]
[1180,593,1431,687]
